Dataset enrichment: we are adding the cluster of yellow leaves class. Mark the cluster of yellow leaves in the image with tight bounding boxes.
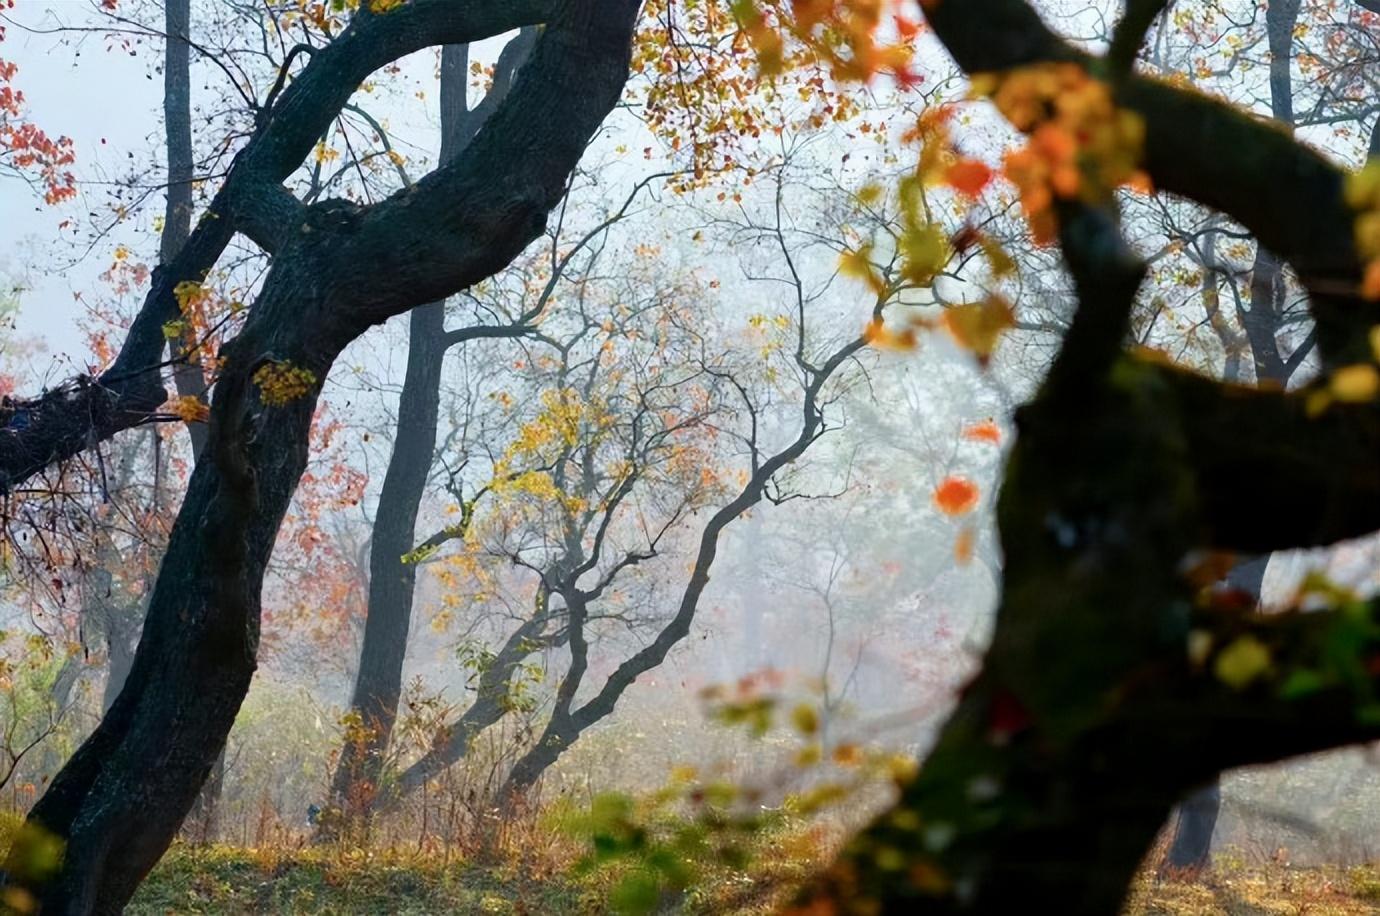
[252,360,317,407]
[975,63,1149,245]
[1346,161,1380,300]
[166,394,209,423]
[506,388,587,457]
[489,388,606,513]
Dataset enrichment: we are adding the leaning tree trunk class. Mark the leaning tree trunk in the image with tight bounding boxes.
[3,4,641,909]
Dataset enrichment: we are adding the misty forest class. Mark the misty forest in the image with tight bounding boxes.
[0,0,1377,913]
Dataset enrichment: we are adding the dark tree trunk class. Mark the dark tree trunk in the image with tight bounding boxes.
[1162,0,1299,872]
[328,34,534,826]
[329,301,445,819]
[162,0,224,843]
[1162,783,1222,874]
[3,5,640,909]
[1161,556,1269,875]
[161,0,209,457]
[99,611,139,716]
[15,256,332,911]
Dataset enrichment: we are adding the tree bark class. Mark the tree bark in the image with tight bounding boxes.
[791,6,1380,905]
[4,4,641,910]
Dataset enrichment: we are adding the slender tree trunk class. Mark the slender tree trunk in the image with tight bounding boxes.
[99,611,140,716]
[329,301,445,820]
[1161,556,1268,874]
[159,0,225,843]
[1161,1,1299,873]
[160,0,205,448]
[328,35,535,826]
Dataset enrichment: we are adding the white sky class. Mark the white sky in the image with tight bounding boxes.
[1,1,171,363]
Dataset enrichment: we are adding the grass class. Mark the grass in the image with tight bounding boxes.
[126,845,595,915]
[1125,863,1380,916]
[118,843,1380,915]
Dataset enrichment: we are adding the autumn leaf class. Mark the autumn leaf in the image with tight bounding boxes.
[899,224,950,286]
[962,419,1002,444]
[862,317,917,351]
[1329,364,1380,402]
[954,525,976,565]
[933,475,979,515]
[945,158,993,198]
[840,244,888,296]
[168,395,210,423]
[1214,635,1273,690]
[941,295,1015,362]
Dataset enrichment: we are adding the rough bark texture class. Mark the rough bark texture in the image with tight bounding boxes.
[0,1,560,495]
[3,3,641,911]
[796,2,1380,911]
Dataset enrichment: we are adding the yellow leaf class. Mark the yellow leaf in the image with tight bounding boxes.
[839,244,887,297]
[791,703,819,736]
[1329,364,1379,402]
[1214,635,1272,690]
[900,224,950,286]
[941,296,1015,361]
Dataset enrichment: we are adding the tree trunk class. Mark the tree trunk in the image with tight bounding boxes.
[329,300,445,821]
[99,611,139,716]
[327,35,534,827]
[1161,556,1269,875]
[162,0,209,457]
[4,5,640,908]
[14,257,330,911]
[1162,0,1299,871]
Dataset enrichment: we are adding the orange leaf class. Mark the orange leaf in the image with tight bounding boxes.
[954,525,976,565]
[933,475,980,516]
[962,419,1002,444]
[945,158,993,198]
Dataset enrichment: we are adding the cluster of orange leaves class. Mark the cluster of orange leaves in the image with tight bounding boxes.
[734,0,922,85]
[0,6,77,205]
[636,0,860,190]
[976,63,1150,244]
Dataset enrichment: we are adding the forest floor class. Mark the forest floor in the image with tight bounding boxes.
[119,844,1380,915]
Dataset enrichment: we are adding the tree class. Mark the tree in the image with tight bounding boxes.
[744,0,1380,910]
[1,2,643,910]
[324,29,542,835]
